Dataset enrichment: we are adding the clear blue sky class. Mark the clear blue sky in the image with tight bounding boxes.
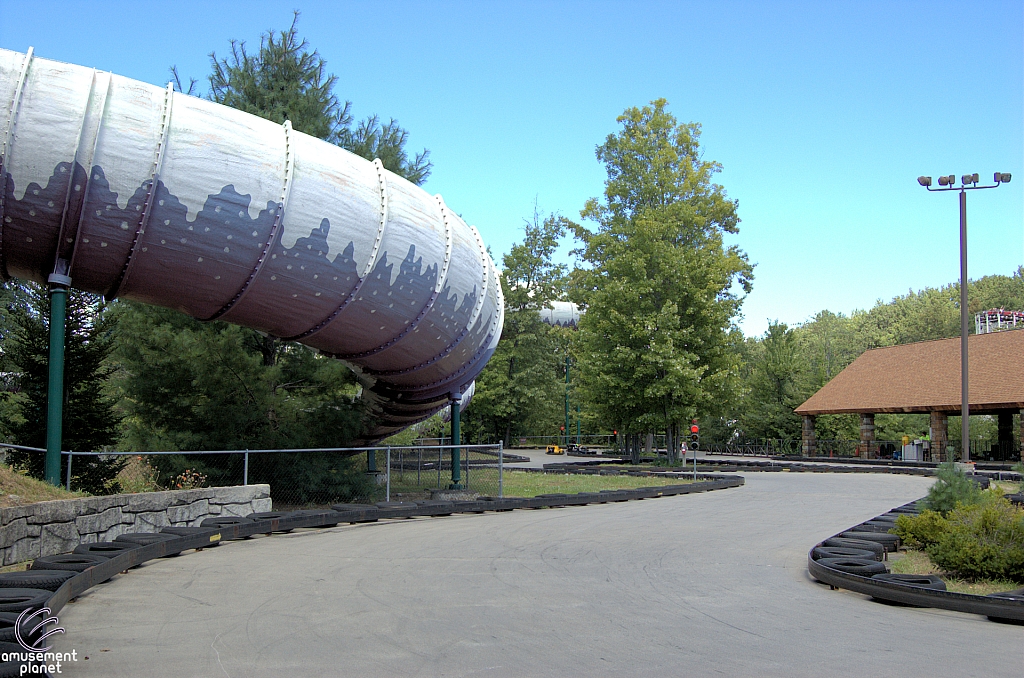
[2,0,1021,336]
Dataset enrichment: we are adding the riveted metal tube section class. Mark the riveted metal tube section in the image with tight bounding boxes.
[0,48,504,440]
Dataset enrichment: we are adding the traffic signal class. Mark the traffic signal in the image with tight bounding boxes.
[690,423,699,449]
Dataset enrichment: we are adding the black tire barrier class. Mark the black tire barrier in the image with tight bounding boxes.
[412,501,455,515]
[0,588,53,613]
[30,554,109,572]
[0,640,37,678]
[247,512,291,521]
[986,589,1024,602]
[0,612,42,645]
[0,570,76,592]
[871,573,946,591]
[114,532,180,545]
[853,522,896,533]
[816,558,888,576]
[812,547,880,562]
[810,498,1024,622]
[838,531,900,551]
[200,516,260,538]
[822,537,886,560]
[72,542,141,557]
[375,502,418,509]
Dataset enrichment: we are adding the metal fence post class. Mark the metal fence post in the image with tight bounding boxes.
[386,446,391,502]
[417,449,421,485]
[65,452,72,491]
[244,450,249,486]
[498,441,503,498]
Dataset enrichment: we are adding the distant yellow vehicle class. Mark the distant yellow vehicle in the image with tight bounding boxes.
[545,445,564,455]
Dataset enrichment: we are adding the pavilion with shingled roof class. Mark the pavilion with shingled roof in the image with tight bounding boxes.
[795,329,1024,462]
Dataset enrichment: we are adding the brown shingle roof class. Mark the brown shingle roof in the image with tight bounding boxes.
[795,329,1024,415]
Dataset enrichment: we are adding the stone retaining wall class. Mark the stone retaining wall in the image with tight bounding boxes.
[0,485,271,565]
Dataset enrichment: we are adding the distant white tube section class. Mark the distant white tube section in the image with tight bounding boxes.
[0,48,504,441]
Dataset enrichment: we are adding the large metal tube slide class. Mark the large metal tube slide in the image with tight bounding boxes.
[0,48,503,441]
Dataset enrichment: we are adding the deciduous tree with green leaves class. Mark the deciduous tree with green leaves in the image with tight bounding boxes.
[463,209,570,445]
[569,99,753,463]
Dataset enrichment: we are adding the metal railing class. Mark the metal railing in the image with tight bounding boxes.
[0,442,505,507]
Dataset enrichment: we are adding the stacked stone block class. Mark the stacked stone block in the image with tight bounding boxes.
[0,485,270,566]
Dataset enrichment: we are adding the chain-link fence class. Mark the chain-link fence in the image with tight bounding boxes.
[0,443,504,508]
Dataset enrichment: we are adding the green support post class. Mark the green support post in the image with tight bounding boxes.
[450,393,462,489]
[576,404,581,445]
[564,354,570,449]
[45,274,71,486]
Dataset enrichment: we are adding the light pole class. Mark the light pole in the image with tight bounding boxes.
[917,172,1011,463]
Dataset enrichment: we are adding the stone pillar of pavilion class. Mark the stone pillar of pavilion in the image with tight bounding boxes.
[858,413,875,459]
[801,415,817,457]
[929,411,948,462]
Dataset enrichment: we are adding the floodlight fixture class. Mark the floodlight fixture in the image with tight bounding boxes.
[938,175,951,186]
[962,173,979,185]
[918,176,932,187]
[995,172,1012,183]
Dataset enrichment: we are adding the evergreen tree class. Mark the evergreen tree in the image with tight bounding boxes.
[111,302,371,503]
[206,12,431,184]
[5,284,124,493]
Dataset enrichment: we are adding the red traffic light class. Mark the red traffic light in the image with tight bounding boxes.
[690,425,699,433]
[613,430,617,436]
[560,426,565,432]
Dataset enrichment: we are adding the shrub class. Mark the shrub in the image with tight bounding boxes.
[926,498,1024,582]
[892,511,948,549]
[922,462,982,515]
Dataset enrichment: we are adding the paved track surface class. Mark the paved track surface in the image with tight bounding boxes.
[54,473,1023,677]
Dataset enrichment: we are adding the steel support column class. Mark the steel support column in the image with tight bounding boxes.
[45,274,70,486]
[450,393,462,488]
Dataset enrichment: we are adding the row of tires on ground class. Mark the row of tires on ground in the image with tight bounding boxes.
[0,478,743,676]
[807,493,1024,623]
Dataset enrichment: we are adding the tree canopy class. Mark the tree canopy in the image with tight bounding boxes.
[204,12,431,184]
[462,208,570,445]
[569,99,753,461]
